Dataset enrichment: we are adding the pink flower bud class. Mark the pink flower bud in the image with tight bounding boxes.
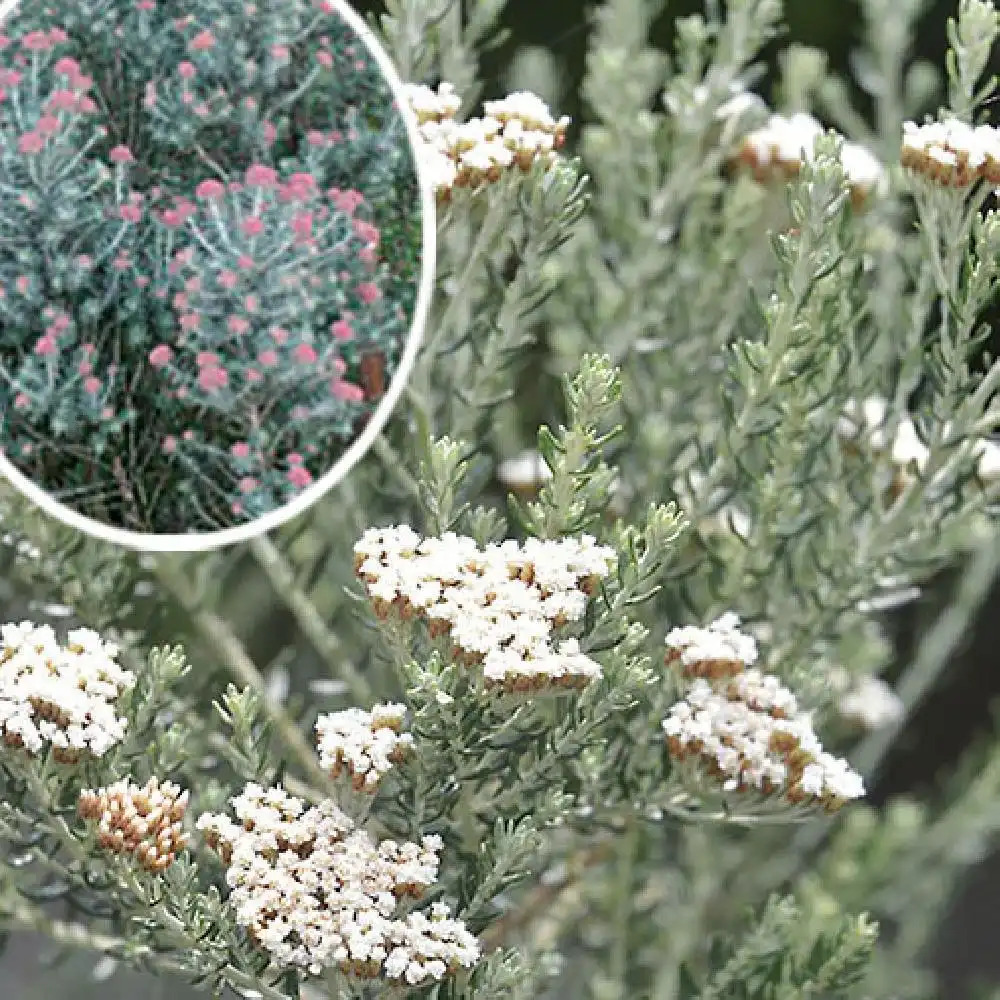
[197,365,228,392]
[149,344,173,367]
[18,132,45,155]
[331,379,365,402]
[245,163,279,188]
[353,219,380,244]
[47,89,77,111]
[195,178,226,200]
[190,30,215,51]
[291,212,313,237]
[34,334,58,356]
[21,31,53,52]
[34,117,60,140]
[287,465,313,488]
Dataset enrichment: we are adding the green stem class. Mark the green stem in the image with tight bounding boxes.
[152,560,332,796]
[608,818,637,999]
[372,433,423,501]
[434,193,509,357]
[248,535,372,703]
[2,897,132,954]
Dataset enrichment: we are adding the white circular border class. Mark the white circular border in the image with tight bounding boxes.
[0,0,435,553]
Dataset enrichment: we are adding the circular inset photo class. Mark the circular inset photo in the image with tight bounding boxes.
[0,0,432,549]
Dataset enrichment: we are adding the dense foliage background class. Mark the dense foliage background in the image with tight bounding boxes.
[375,5,1000,990]
[369,0,1000,993]
[475,3,1000,990]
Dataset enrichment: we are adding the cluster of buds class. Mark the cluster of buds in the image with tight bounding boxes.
[197,783,480,984]
[901,118,1000,187]
[354,526,615,692]
[0,622,135,761]
[405,82,570,200]
[662,615,865,812]
[730,112,884,206]
[664,611,758,680]
[315,703,413,791]
[78,777,189,873]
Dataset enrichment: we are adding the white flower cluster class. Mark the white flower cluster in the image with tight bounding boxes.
[838,396,930,472]
[405,82,570,200]
[838,675,904,732]
[662,615,864,811]
[838,395,1000,482]
[354,527,615,692]
[901,118,1000,187]
[407,80,462,123]
[197,784,480,984]
[315,703,413,791]
[664,612,759,679]
[79,776,189,873]
[731,112,884,204]
[0,621,135,761]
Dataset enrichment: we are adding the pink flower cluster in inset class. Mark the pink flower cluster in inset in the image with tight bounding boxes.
[0,2,419,532]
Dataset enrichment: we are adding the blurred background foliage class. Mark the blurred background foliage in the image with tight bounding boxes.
[2,0,1000,997]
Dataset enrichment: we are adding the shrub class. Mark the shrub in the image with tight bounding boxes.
[0,0,422,534]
